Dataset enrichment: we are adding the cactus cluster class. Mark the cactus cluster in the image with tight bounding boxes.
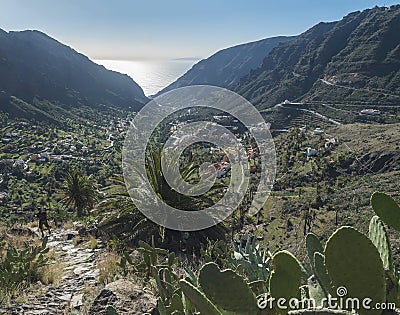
[0,237,49,298]
[200,236,272,284]
[232,236,272,283]
[117,192,400,315]
[305,233,324,275]
[180,262,259,314]
[370,193,400,309]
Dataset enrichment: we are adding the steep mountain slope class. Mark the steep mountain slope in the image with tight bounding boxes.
[156,36,294,96]
[234,5,400,109]
[0,29,148,120]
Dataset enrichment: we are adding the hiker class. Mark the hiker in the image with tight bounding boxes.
[35,207,51,238]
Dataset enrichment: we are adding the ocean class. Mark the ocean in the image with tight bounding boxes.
[94,59,199,96]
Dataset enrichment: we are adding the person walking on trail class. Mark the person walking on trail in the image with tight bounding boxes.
[36,207,51,238]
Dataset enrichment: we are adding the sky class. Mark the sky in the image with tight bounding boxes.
[0,0,399,60]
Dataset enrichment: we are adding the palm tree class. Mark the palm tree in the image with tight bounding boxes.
[95,174,161,246]
[97,146,228,254]
[144,146,222,211]
[60,168,98,217]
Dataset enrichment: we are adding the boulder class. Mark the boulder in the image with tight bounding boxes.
[89,279,157,315]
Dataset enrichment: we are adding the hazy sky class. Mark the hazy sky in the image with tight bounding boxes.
[1,0,399,60]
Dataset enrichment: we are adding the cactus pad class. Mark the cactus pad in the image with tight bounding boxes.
[325,226,386,315]
[371,192,400,232]
[179,279,221,315]
[198,262,258,314]
[368,215,395,273]
[269,250,303,314]
[313,252,332,296]
[306,233,324,273]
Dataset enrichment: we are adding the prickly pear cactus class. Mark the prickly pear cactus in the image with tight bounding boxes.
[198,262,258,314]
[313,252,332,296]
[368,215,395,274]
[386,271,400,309]
[269,250,303,314]
[325,226,386,315]
[371,192,400,232]
[306,233,324,273]
[179,279,221,315]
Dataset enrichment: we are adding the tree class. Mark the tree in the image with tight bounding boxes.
[60,168,98,217]
[97,147,228,254]
[95,174,160,248]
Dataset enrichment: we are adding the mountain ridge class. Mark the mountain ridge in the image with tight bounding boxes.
[0,28,148,121]
[233,5,400,109]
[155,35,295,96]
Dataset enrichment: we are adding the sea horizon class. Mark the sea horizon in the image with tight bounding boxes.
[95,58,201,96]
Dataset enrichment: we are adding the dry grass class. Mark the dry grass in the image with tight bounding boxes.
[1,231,41,262]
[6,234,31,248]
[98,252,121,285]
[26,221,37,228]
[62,221,74,230]
[36,261,64,285]
[89,236,98,250]
[73,235,84,246]
[46,248,57,261]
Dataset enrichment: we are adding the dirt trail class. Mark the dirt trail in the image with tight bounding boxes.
[1,228,103,315]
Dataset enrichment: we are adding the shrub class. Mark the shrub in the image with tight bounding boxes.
[0,237,49,301]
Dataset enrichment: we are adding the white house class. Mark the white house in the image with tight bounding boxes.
[313,128,323,135]
[306,147,318,157]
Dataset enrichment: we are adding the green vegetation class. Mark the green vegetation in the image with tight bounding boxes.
[0,237,49,302]
[0,6,399,313]
[1,105,398,313]
[60,168,98,217]
[114,192,400,315]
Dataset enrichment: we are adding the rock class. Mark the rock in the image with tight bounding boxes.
[66,231,78,240]
[73,266,90,275]
[70,293,84,309]
[89,279,157,315]
[47,240,60,247]
[78,226,87,237]
[58,293,72,302]
[83,269,99,279]
[21,304,32,309]
[73,222,86,230]
[26,310,50,315]
[61,244,74,251]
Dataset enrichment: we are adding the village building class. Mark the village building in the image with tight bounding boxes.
[306,147,318,157]
[360,109,381,115]
[313,127,323,135]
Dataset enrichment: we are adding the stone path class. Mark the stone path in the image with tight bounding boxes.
[1,228,103,315]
